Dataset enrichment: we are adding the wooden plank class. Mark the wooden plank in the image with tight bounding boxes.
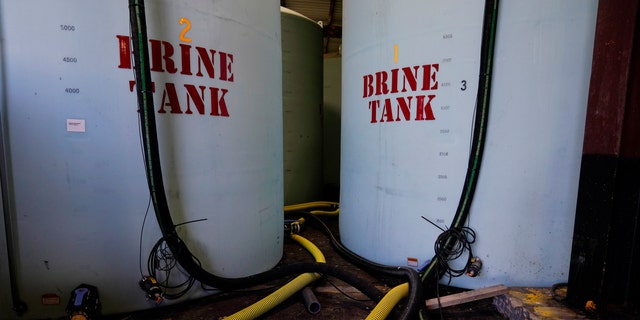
[314,284,387,300]
[425,284,508,310]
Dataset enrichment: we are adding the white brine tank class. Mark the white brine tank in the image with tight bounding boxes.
[339,0,597,288]
[0,0,283,318]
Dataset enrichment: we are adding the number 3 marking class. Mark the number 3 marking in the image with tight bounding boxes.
[461,80,467,91]
[179,17,192,42]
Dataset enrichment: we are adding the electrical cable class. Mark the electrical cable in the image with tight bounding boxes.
[432,226,476,282]
[138,197,151,277]
[420,215,475,307]
[146,234,199,300]
[143,219,209,300]
[324,277,372,302]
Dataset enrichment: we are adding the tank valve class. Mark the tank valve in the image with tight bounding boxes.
[139,276,163,304]
[66,284,100,320]
[467,257,482,277]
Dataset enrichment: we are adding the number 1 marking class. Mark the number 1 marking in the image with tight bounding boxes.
[393,45,398,63]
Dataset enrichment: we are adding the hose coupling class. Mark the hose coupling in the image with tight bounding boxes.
[284,219,304,234]
[139,276,163,304]
[467,257,482,277]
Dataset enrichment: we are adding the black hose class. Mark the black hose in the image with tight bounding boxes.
[128,0,385,302]
[301,213,423,320]
[420,0,499,285]
[128,0,172,236]
[0,61,28,317]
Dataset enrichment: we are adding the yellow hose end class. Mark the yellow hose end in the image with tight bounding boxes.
[290,234,326,263]
[309,208,340,216]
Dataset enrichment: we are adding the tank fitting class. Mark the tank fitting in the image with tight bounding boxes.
[467,257,482,277]
[139,276,163,304]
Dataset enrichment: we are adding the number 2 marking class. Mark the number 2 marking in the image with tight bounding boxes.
[179,17,192,42]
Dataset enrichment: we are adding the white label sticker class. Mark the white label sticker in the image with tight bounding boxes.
[66,119,86,132]
[407,257,419,268]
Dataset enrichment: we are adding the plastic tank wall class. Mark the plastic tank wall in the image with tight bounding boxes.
[340,0,597,288]
[281,8,324,205]
[323,56,342,199]
[0,0,282,318]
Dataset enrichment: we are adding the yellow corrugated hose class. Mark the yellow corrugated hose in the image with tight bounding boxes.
[365,282,409,320]
[222,234,325,320]
[284,201,339,216]
[284,201,410,319]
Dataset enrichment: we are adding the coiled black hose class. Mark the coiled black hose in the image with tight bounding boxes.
[433,226,476,280]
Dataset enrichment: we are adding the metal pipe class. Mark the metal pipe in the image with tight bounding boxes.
[301,286,321,314]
